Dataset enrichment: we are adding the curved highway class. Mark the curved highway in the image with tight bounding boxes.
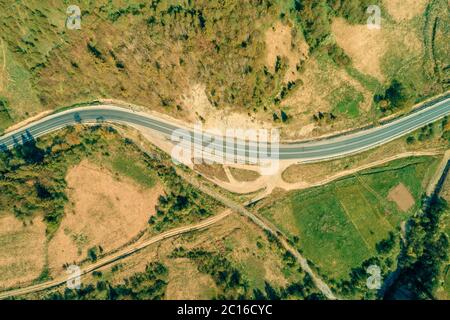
[0,94,449,162]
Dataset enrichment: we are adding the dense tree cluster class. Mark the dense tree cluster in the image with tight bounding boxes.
[374,80,407,112]
[385,195,449,299]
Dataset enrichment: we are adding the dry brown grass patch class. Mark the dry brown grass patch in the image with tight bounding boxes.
[281,58,331,116]
[229,167,261,182]
[0,215,46,289]
[280,56,373,139]
[332,18,386,81]
[265,21,309,82]
[163,214,294,291]
[383,0,428,22]
[0,39,7,92]
[48,160,162,276]
[194,162,229,182]
[166,258,218,299]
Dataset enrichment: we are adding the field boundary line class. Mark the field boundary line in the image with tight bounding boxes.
[336,194,372,251]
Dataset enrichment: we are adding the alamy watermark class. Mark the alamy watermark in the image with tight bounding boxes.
[66,264,81,290]
[367,5,381,30]
[66,5,81,30]
[366,264,382,290]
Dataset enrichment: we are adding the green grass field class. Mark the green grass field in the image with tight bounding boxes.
[110,154,156,188]
[260,156,440,280]
[330,85,364,118]
[0,98,12,133]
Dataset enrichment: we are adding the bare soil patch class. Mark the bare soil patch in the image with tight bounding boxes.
[0,215,46,289]
[388,183,415,212]
[48,160,162,275]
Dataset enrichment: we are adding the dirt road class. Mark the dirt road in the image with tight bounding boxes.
[0,210,231,299]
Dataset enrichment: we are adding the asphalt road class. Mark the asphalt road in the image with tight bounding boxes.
[1,94,449,162]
